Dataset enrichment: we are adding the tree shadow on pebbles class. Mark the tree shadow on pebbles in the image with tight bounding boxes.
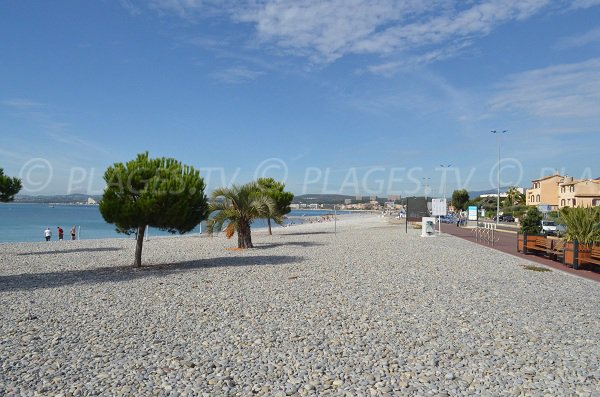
[278,231,333,236]
[0,255,304,292]
[253,241,325,249]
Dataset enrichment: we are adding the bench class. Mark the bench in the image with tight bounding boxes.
[584,246,600,265]
[536,237,552,254]
[549,239,565,261]
[524,236,550,255]
[523,236,565,260]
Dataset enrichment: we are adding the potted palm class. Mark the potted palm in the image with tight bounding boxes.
[560,207,600,268]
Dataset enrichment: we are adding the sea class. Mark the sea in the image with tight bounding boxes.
[0,203,350,243]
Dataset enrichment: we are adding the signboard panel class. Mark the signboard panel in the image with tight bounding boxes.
[431,198,447,216]
[468,205,478,221]
[406,197,428,222]
[537,204,552,213]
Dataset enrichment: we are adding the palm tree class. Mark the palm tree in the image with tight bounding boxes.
[560,207,600,244]
[207,182,276,249]
[506,186,525,207]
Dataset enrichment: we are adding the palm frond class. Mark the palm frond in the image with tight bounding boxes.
[560,207,600,244]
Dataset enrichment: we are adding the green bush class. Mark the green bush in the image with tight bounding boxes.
[520,207,543,235]
[547,210,559,219]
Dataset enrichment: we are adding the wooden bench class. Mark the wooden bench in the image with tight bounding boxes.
[537,237,552,254]
[524,236,551,255]
[549,238,565,260]
[523,236,566,260]
[585,246,600,265]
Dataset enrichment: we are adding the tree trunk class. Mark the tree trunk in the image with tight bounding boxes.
[267,218,272,235]
[134,225,145,267]
[237,221,253,249]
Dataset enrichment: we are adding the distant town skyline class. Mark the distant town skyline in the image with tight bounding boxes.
[1,1,599,195]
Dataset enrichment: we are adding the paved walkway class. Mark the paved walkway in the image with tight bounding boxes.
[440,223,600,283]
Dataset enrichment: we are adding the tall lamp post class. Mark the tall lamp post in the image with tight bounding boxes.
[491,130,508,225]
[439,164,452,202]
[422,177,431,201]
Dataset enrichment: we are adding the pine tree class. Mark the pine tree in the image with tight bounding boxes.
[451,189,470,211]
[257,177,294,235]
[0,168,22,202]
[99,152,208,267]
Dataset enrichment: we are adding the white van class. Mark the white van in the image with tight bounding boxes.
[541,220,558,236]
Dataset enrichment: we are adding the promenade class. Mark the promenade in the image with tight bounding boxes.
[440,223,600,283]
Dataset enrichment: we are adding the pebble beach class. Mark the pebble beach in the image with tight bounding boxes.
[1,215,599,396]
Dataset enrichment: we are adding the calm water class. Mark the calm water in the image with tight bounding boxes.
[0,203,349,243]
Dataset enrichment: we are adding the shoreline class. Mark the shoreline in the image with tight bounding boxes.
[0,213,372,247]
[0,203,367,244]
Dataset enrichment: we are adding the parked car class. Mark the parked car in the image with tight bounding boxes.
[500,214,515,222]
[541,220,558,236]
[440,215,456,224]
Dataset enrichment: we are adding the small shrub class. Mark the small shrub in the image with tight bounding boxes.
[520,207,543,235]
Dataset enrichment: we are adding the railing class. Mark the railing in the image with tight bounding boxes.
[474,222,499,246]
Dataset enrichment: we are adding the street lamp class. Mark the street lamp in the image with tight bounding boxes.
[422,177,431,201]
[491,130,508,225]
[439,165,452,200]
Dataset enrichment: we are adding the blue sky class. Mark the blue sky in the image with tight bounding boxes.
[1,0,599,197]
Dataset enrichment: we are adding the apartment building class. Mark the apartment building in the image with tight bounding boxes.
[558,177,600,208]
[526,173,600,209]
[526,174,563,208]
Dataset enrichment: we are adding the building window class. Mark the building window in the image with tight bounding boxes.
[536,194,540,202]
[573,198,577,206]
[593,199,600,206]
[561,186,565,193]
[561,199,565,206]
[530,195,534,202]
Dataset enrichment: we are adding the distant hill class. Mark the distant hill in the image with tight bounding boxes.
[468,187,526,198]
[293,194,393,204]
[13,194,103,204]
[10,189,519,204]
[294,194,353,204]
[469,189,498,198]
[294,189,525,204]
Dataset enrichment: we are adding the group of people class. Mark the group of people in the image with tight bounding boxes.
[44,226,76,241]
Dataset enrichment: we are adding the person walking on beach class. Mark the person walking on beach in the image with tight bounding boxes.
[44,227,52,241]
[57,226,64,241]
[70,226,76,240]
